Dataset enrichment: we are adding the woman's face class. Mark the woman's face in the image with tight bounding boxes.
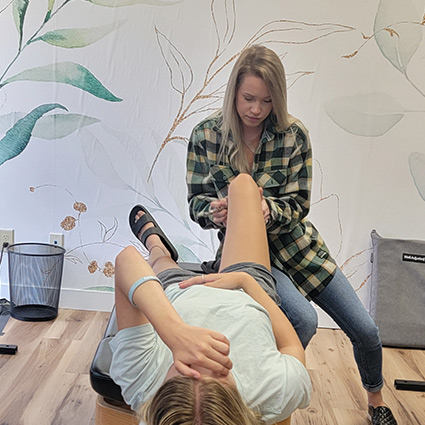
[235,74,273,133]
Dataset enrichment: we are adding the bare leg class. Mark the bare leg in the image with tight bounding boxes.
[115,211,179,331]
[219,173,270,271]
[133,209,180,274]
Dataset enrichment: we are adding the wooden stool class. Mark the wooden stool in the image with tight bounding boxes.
[96,395,291,425]
[96,396,138,425]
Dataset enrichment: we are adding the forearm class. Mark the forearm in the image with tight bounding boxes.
[130,280,185,346]
[240,274,305,365]
[265,192,309,234]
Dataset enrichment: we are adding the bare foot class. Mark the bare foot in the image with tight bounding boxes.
[135,210,171,258]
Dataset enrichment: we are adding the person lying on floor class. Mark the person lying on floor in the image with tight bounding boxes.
[109,173,311,425]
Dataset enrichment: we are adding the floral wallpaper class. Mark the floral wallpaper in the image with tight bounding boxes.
[0,0,424,318]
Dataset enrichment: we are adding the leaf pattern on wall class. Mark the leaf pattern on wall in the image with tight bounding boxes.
[156,28,193,95]
[0,62,122,102]
[374,0,423,74]
[324,92,405,137]
[0,103,67,165]
[409,152,425,201]
[78,125,215,261]
[148,12,357,177]
[12,0,29,50]
[46,0,55,21]
[31,21,126,48]
[33,114,100,139]
[80,128,135,191]
[212,0,236,49]
[0,112,25,133]
[0,112,100,140]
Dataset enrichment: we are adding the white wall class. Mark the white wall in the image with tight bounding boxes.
[1,0,425,325]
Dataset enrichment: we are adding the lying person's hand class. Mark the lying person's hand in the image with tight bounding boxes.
[165,323,233,379]
[179,271,253,291]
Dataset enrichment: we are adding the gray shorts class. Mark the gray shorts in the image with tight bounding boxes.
[157,262,280,305]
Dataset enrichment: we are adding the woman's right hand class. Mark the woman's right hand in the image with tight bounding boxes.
[210,198,228,226]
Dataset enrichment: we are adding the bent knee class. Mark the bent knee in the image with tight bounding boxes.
[115,245,141,268]
[358,321,381,347]
[228,173,258,195]
[297,309,318,348]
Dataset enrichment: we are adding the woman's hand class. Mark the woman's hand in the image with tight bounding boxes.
[179,272,250,291]
[210,198,228,226]
[259,187,271,223]
[166,323,233,379]
[210,190,270,225]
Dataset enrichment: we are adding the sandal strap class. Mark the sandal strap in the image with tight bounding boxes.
[140,227,161,247]
[131,213,151,239]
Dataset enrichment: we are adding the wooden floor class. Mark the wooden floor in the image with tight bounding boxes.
[0,309,424,425]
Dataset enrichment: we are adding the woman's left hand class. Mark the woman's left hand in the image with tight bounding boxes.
[259,187,270,223]
[179,272,249,291]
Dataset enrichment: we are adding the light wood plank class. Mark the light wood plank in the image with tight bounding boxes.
[293,329,425,425]
[0,309,109,425]
[1,312,424,425]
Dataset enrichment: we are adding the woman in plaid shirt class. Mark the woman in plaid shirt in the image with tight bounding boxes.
[186,44,397,425]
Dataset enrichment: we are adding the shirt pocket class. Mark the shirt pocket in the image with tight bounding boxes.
[210,165,238,198]
[256,170,288,194]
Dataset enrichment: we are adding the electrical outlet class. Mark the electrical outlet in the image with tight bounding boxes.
[49,233,64,247]
[0,229,15,246]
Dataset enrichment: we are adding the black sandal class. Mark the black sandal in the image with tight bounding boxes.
[129,205,179,262]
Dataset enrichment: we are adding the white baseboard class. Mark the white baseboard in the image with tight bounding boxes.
[59,288,115,312]
[0,284,114,312]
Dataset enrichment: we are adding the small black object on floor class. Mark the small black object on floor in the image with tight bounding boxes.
[394,379,425,392]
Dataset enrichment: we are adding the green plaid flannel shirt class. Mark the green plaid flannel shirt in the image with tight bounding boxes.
[186,112,337,300]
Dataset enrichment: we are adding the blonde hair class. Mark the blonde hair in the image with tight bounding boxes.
[140,376,265,425]
[220,44,297,172]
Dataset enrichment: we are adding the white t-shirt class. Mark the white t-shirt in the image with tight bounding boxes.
[109,283,311,424]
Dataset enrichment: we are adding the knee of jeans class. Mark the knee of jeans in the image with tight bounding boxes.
[348,318,381,350]
[359,321,381,348]
[293,306,318,348]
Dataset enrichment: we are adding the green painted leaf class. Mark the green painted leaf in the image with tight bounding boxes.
[0,62,123,102]
[324,92,405,137]
[32,113,100,139]
[87,0,181,6]
[84,286,115,292]
[0,112,25,134]
[44,0,55,22]
[31,21,126,48]
[12,0,29,49]
[0,103,67,166]
[374,0,423,73]
[0,112,99,138]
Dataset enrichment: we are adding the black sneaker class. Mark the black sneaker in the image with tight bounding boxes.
[368,406,398,425]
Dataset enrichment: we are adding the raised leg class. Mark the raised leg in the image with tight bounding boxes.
[219,173,270,271]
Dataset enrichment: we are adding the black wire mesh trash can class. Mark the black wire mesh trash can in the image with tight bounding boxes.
[7,243,66,321]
